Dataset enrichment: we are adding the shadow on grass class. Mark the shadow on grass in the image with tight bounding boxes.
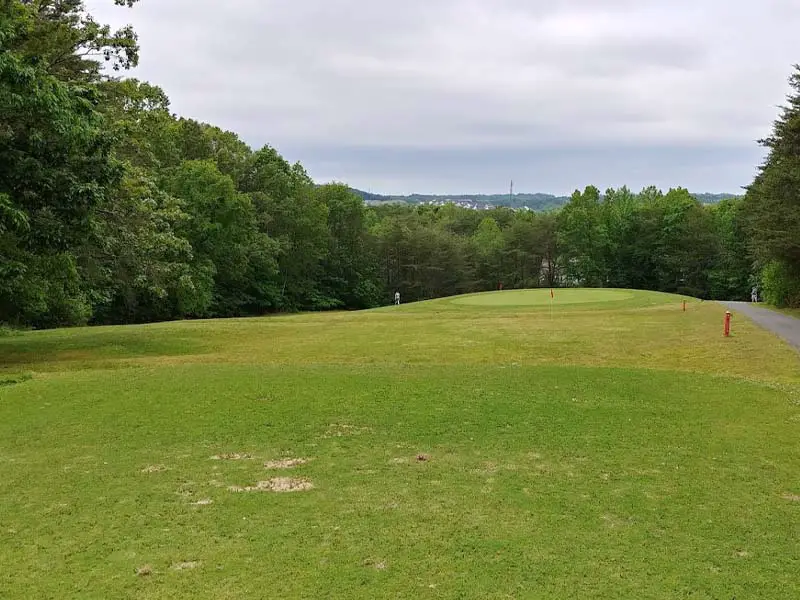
[0,326,213,371]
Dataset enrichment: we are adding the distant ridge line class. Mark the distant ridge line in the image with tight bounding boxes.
[347,188,741,211]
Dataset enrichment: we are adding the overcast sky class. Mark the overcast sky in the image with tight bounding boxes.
[86,0,800,195]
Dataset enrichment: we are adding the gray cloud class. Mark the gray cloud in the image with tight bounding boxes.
[285,143,762,196]
[85,0,800,194]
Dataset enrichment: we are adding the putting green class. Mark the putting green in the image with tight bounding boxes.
[451,288,634,306]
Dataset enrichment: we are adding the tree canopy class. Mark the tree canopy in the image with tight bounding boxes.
[0,0,796,330]
[742,65,800,306]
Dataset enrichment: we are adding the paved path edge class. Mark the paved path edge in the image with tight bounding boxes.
[721,301,800,352]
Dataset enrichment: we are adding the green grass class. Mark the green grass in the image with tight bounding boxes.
[451,287,637,306]
[767,304,800,319]
[1,289,799,599]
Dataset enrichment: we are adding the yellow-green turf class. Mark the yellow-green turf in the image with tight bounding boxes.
[451,288,635,307]
[1,289,799,599]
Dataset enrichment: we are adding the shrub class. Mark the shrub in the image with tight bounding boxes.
[760,260,800,307]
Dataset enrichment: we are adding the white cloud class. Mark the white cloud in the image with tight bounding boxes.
[84,0,800,192]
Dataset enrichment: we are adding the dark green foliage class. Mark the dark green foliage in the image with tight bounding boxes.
[0,0,123,326]
[0,0,788,328]
[707,199,751,301]
[760,260,800,307]
[317,183,382,309]
[558,186,608,286]
[742,65,800,306]
[242,147,329,310]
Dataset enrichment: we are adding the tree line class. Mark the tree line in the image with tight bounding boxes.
[1,1,798,330]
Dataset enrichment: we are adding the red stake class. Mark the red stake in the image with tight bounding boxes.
[724,311,732,337]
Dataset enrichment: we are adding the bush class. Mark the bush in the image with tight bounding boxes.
[760,260,800,307]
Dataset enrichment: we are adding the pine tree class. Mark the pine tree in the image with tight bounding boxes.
[743,65,800,306]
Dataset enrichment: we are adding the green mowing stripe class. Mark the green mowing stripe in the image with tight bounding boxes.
[0,289,798,599]
[428,288,697,312]
[451,288,635,306]
[0,363,798,598]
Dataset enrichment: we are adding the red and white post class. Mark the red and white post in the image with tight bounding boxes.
[724,311,732,337]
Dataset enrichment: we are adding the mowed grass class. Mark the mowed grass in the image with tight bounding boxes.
[451,288,637,306]
[1,290,799,599]
[770,305,800,319]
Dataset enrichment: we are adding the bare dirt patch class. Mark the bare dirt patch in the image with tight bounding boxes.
[171,561,201,571]
[135,565,153,577]
[264,458,310,469]
[322,423,372,438]
[141,465,168,474]
[363,558,387,570]
[391,454,431,465]
[228,477,313,493]
[602,514,631,529]
[210,453,253,461]
[781,492,800,502]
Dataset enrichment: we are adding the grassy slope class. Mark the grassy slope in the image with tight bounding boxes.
[768,305,800,319]
[1,290,799,599]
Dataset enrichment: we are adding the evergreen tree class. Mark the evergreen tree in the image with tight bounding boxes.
[743,65,800,306]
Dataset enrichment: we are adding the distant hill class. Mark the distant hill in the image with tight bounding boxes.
[349,189,741,211]
[692,193,741,204]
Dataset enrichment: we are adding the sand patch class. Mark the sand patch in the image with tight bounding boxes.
[171,561,201,571]
[229,477,313,493]
[264,458,310,470]
[210,453,253,461]
[781,492,800,502]
[141,465,168,474]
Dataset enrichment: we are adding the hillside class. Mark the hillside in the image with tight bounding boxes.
[350,189,740,211]
[2,289,799,598]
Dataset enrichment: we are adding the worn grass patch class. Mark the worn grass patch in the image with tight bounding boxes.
[0,372,32,387]
[0,289,799,598]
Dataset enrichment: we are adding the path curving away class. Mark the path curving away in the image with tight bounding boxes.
[722,302,800,352]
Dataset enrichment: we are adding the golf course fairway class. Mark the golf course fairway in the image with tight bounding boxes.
[451,288,634,306]
[1,289,799,599]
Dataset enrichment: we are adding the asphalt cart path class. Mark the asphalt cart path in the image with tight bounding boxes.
[722,302,800,352]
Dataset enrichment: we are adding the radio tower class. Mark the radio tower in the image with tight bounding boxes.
[510,180,514,205]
